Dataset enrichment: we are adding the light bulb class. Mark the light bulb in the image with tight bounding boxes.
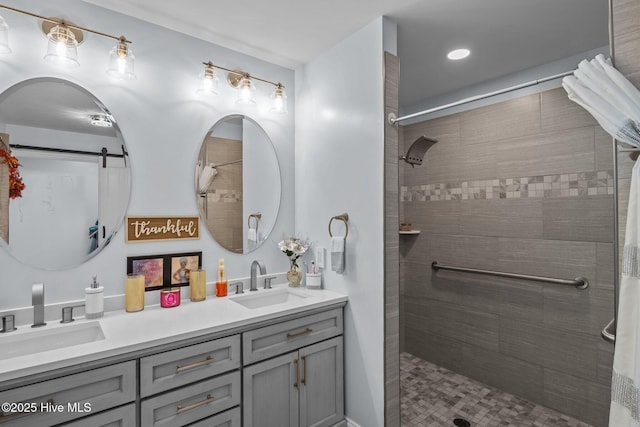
[106,38,136,80]
[236,77,255,105]
[43,23,79,68]
[270,84,287,114]
[196,62,219,96]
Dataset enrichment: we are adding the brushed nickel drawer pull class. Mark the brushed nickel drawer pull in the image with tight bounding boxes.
[301,356,307,385]
[287,328,312,340]
[177,394,215,414]
[176,355,214,373]
[294,359,299,389]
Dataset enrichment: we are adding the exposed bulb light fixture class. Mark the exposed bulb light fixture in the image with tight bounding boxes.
[0,4,134,78]
[236,75,256,105]
[447,48,471,60]
[270,83,287,114]
[106,36,136,80]
[196,61,219,96]
[0,15,10,53]
[198,60,287,114]
[90,114,113,127]
[43,21,79,68]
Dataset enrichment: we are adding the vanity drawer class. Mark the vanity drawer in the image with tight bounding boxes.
[188,406,241,427]
[61,403,136,427]
[242,308,343,365]
[141,371,240,427]
[0,361,136,427]
[140,334,240,397]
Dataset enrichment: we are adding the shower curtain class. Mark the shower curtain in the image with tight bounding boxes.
[562,54,640,426]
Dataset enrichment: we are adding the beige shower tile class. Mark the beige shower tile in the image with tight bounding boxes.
[496,237,597,280]
[542,196,614,243]
[458,198,543,239]
[594,126,614,171]
[541,88,597,133]
[496,127,595,178]
[459,93,540,144]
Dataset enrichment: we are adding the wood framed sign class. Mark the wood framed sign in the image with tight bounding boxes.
[125,216,200,243]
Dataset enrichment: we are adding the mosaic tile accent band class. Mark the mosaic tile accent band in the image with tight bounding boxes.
[206,189,242,202]
[401,171,614,202]
[611,370,640,422]
[623,246,640,278]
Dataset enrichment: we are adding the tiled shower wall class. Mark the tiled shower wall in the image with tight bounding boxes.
[399,87,615,426]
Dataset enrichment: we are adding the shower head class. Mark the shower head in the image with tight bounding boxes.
[400,135,438,167]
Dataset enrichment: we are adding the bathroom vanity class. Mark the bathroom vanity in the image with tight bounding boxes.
[0,286,347,427]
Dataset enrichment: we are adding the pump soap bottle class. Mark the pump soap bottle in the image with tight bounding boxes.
[85,275,104,318]
[215,258,228,297]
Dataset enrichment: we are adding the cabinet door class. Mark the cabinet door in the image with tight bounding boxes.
[299,337,344,427]
[60,403,136,427]
[243,352,299,427]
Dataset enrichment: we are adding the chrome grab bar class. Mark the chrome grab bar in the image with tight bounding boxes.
[601,318,616,344]
[431,261,589,289]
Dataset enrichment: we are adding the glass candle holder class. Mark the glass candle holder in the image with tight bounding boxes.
[160,288,181,308]
[190,269,206,302]
[125,273,145,312]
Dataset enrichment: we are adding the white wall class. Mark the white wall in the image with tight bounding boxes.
[295,18,386,427]
[0,0,294,309]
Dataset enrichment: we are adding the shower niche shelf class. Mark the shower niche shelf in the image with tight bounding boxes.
[399,230,421,235]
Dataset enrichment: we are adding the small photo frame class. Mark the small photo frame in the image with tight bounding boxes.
[127,255,164,290]
[127,251,202,290]
[170,252,202,286]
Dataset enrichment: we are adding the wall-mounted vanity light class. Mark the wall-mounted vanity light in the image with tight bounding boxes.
[197,61,288,114]
[0,4,135,79]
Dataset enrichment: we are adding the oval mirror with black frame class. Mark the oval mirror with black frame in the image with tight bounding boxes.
[196,114,281,254]
[0,78,131,270]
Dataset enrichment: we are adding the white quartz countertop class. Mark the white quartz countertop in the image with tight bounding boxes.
[0,285,348,383]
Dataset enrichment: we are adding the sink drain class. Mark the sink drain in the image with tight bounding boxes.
[453,418,471,427]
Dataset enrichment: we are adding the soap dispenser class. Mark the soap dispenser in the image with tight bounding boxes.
[215,258,228,297]
[85,275,104,319]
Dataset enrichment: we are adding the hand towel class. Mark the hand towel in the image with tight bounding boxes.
[331,236,345,274]
[247,227,258,251]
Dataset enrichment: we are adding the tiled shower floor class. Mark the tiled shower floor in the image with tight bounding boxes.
[400,352,595,427]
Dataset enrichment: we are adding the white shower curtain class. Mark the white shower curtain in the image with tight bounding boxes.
[611,160,640,426]
[562,54,640,426]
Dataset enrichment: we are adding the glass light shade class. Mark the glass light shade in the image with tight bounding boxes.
[43,24,79,68]
[0,16,11,54]
[196,64,219,96]
[270,85,288,114]
[106,41,136,80]
[236,77,256,105]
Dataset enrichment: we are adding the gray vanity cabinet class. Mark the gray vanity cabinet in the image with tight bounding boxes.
[139,335,241,427]
[242,308,345,427]
[243,337,343,427]
[0,361,136,426]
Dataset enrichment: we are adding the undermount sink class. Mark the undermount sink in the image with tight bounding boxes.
[229,288,311,309]
[0,321,105,360]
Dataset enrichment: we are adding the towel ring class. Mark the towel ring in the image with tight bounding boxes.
[248,213,262,229]
[328,213,349,238]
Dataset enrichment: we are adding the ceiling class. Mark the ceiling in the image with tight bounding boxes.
[83,0,607,110]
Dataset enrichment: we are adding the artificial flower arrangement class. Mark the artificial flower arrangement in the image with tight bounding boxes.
[0,147,25,199]
[278,235,310,286]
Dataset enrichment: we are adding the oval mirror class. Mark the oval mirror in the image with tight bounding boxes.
[0,78,131,270]
[196,115,281,254]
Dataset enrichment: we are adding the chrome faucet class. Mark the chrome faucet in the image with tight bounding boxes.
[250,260,266,292]
[32,283,46,328]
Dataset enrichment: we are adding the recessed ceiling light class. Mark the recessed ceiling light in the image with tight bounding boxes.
[90,114,112,127]
[447,48,471,60]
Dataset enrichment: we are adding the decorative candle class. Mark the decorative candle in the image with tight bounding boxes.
[160,288,181,308]
[190,269,206,302]
[125,274,145,312]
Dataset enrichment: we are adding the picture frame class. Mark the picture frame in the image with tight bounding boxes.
[127,251,202,291]
[169,252,202,286]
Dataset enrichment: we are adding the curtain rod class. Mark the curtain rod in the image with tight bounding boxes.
[10,144,126,158]
[388,70,574,125]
